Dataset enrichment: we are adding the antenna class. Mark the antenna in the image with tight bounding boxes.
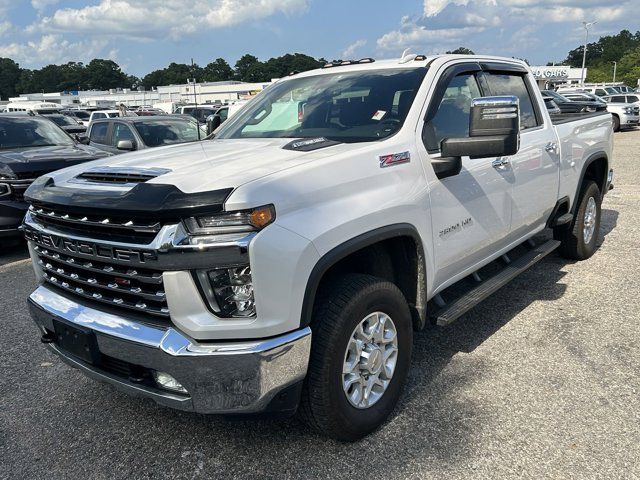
[190,58,201,140]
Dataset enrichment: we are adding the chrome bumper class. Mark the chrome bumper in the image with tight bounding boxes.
[28,286,311,414]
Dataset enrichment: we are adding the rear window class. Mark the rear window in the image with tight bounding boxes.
[485,74,539,129]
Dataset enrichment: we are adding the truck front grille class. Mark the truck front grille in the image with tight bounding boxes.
[29,205,163,244]
[3,178,35,201]
[32,244,169,318]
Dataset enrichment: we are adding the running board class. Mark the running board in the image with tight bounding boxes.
[432,239,561,327]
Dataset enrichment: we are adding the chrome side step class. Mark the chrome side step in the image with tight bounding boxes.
[431,239,561,327]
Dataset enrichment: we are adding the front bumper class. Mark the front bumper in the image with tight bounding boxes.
[28,286,312,414]
[620,113,640,127]
[0,199,28,238]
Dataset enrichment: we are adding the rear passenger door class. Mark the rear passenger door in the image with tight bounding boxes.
[482,68,559,237]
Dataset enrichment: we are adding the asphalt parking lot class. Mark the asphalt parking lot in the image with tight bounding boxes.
[1,129,639,480]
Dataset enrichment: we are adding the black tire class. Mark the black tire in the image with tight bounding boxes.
[299,274,413,441]
[612,114,620,132]
[555,180,601,260]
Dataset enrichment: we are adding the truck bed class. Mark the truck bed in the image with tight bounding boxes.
[550,111,610,125]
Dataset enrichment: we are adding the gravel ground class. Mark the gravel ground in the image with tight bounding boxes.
[1,130,639,480]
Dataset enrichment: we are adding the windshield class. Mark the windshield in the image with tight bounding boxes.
[544,90,570,102]
[133,119,201,147]
[45,115,77,127]
[216,67,428,143]
[0,116,74,149]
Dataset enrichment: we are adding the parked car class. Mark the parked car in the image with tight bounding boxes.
[600,98,640,131]
[4,101,61,115]
[204,105,230,133]
[601,94,640,107]
[60,109,92,126]
[41,114,87,135]
[560,91,607,104]
[541,90,607,113]
[0,114,109,243]
[175,105,221,123]
[577,86,619,97]
[84,115,202,154]
[23,55,614,441]
[88,110,138,123]
[543,97,561,115]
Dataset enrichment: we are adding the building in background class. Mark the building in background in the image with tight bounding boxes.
[530,66,586,89]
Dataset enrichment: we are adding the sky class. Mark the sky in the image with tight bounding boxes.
[0,0,636,76]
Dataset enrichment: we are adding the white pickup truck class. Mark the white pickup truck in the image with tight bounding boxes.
[23,54,614,441]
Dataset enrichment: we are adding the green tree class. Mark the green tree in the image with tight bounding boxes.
[446,47,475,55]
[84,59,129,90]
[0,58,22,100]
[234,54,262,82]
[203,58,234,82]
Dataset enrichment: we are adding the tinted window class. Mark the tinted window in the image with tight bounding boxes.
[595,89,607,96]
[627,96,639,103]
[486,74,538,129]
[93,113,106,120]
[216,68,428,143]
[112,123,135,146]
[89,123,109,144]
[611,96,625,103]
[426,73,481,150]
[133,119,200,147]
[218,108,228,121]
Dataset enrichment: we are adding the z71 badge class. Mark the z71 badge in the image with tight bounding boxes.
[379,151,411,168]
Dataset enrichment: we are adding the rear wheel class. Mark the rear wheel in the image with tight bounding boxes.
[299,274,412,441]
[555,180,601,260]
[612,114,620,132]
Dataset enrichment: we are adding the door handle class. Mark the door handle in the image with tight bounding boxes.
[492,158,510,169]
[545,142,557,153]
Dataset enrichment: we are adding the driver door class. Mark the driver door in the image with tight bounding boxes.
[416,64,514,289]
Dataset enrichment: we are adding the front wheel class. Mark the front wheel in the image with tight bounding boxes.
[299,274,413,441]
[555,180,602,260]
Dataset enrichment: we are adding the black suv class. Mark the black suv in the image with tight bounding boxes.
[0,114,110,242]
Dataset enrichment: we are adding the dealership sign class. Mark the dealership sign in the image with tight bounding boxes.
[531,66,570,79]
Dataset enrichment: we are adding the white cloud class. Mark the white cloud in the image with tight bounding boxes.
[35,0,309,40]
[31,0,59,11]
[342,39,367,59]
[0,34,115,66]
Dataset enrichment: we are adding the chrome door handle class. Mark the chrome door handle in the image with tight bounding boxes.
[545,142,557,153]
[492,158,510,169]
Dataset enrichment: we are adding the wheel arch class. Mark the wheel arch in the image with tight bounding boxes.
[300,224,428,330]
[572,152,609,213]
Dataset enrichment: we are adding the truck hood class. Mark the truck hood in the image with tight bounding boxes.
[0,144,110,178]
[42,138,362,193]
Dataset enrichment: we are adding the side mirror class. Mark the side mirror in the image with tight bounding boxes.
[75,134,89,145]
[117,140,136,151]
[441,96,520,160]
[206,115,222,135]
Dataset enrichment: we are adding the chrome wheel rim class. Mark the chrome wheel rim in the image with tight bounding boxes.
[342,312,398,409]
[583,197,597,244]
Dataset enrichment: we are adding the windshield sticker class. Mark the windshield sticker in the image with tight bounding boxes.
[372,110,387,121]
[379,151,411,168]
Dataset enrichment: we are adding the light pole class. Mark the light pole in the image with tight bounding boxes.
[612,61,617,83]
[580,21,597,86]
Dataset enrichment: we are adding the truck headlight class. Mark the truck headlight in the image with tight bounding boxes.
[183,205,275,237]
[623,107,633,114]
[195,266,256,317]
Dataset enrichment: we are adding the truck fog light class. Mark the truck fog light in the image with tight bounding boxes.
[196,265,256,317]
[152,371,188,394]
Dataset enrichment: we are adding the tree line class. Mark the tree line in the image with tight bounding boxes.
[0,30,638,101]
[0,53,326,100]
[559,29,640,86]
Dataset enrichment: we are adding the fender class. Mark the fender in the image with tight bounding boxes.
[300,223,427,329]
[571,152,609,213]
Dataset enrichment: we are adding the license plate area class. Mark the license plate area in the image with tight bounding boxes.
[53,320,100,364]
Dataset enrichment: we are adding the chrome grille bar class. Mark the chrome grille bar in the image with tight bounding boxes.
[29,205,162,234]
[33,245,162,285]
